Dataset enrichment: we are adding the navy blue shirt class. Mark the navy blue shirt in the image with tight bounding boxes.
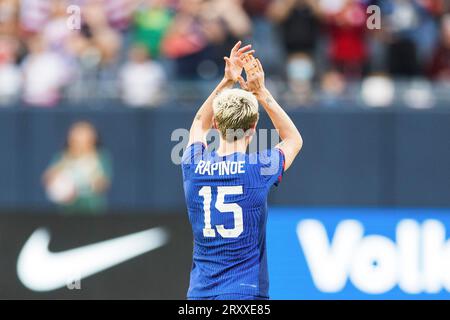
[182,142,285,298]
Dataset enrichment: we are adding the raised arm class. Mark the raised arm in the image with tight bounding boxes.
[187,41,254,146]
[242,56,303,171]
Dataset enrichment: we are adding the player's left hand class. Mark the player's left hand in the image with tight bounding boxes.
[224,41,254,83]
[240,54,266,97]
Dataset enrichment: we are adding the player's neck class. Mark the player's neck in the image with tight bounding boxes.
[216,138,248,157]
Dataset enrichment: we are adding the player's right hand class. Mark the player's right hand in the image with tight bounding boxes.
[224,41,254,83]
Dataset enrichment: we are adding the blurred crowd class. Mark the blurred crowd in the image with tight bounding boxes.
[0,0,450,108]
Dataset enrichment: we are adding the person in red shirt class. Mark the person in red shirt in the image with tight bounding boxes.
[323,0,368,79]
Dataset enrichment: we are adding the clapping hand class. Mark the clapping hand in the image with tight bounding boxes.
[238,54,266,98]
[223,41,255,83]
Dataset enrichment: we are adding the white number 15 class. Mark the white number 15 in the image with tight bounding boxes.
[198,186,243,238]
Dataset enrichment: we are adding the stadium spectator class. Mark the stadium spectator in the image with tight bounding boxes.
[429,14,450,82]
[285,53,315,105]
[70,1,123,97]
[41,0,81,60]
[98,0,135,31]
[319,69,347,107]
[244,0,285,75]
[202,0,252,70]
[81,1,122,65]
[43,121,112,214]
[0,0,19,36]
[1,0,450,106]
[211,0,252,40]
[162,0,226,79]
[132,0,174,59]
[268,0,320,58]
[380,0,439,77]
[268,0,320,103]
[19,0,53,33]
[0,36,21,105]
[322,0,369,79]
[119,44,167,107]
[21,35,71,106]
[361,73,396,107]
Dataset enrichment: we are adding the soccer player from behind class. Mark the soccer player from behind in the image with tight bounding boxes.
[181,41,303,300]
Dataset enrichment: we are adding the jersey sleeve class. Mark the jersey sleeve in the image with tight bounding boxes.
[258,148,285,187]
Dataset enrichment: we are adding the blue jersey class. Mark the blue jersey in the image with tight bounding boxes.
[181,142,285,298]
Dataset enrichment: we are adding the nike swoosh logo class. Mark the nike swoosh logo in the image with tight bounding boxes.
[17,227,169,292]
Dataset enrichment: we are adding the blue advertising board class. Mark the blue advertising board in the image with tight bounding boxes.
[267,207,450,299]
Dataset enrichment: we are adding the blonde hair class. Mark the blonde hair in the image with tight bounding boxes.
[213,89,259,142]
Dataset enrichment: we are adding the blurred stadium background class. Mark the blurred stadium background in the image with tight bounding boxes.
[0,0,449,299]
